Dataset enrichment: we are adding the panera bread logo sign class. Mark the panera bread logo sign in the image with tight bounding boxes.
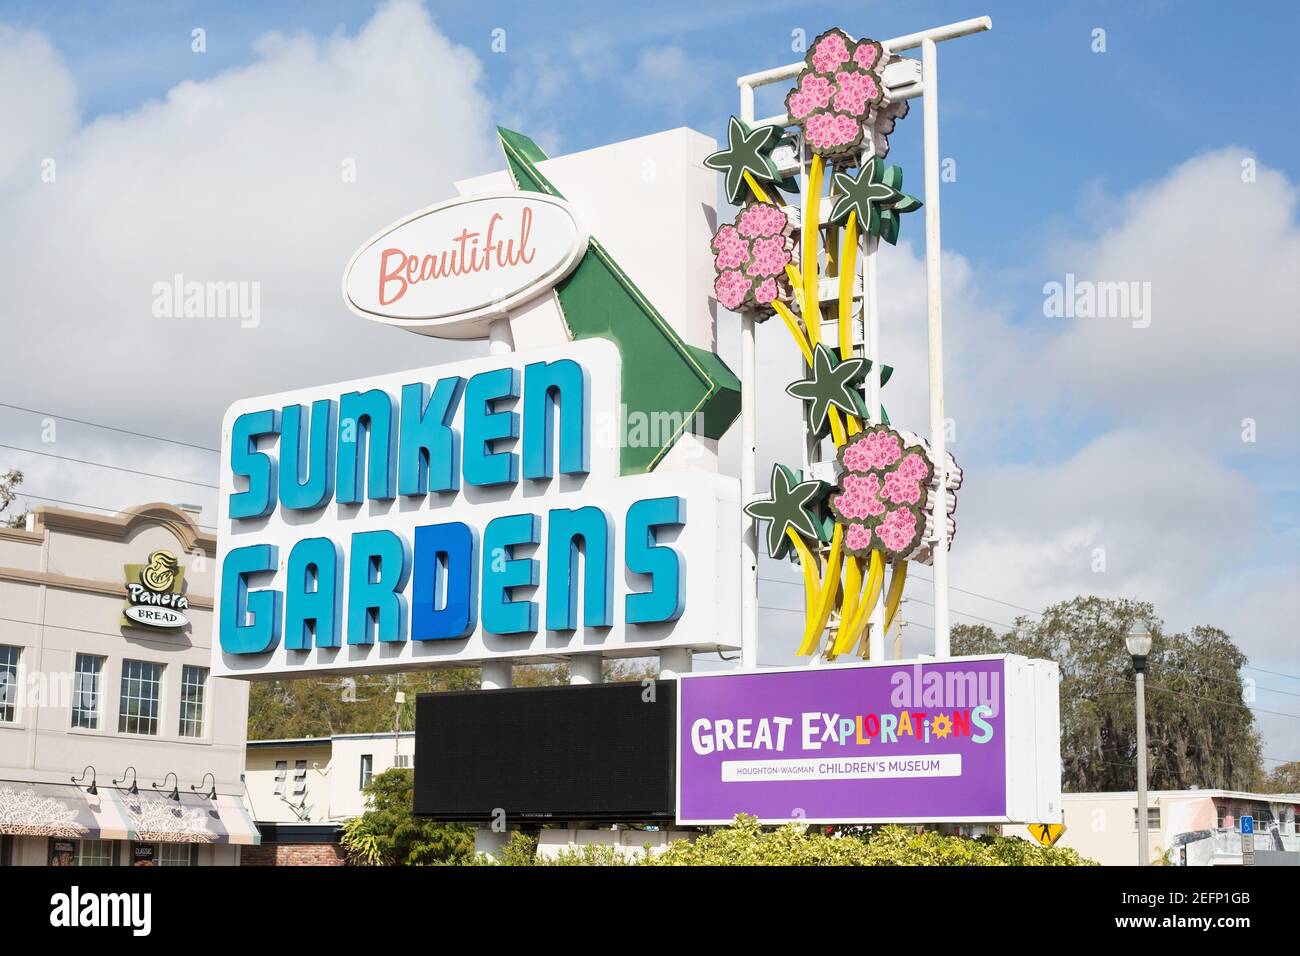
[341,191,588,340]
[122,550,190,629]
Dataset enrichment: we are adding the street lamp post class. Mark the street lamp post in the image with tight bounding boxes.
[1126,627,1153,866]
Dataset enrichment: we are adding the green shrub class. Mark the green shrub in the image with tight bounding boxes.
[539,843,638,866]
[445,815,1096,866]
[341,768,475,866]
[647,816,1096,867]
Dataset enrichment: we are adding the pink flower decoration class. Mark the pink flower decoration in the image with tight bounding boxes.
[753,277,779,305]
[853,40,883,72]
[737,202,789,239]
[876,508,918,553]
[747,236,791,278]
[845,523,873,552]
[833,70,881,116]
[832,473,885,521]
[709,201,794,313]
[830,424,937,559]
[786,74,835,120]
[711,225,747,270]
[811,31,851,72]
[714,270,750,311]
[784,28,889,158]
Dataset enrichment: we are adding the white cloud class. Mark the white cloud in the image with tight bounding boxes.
[746,150,1299,758]
[0,25,78,187]
[1038,149,1300,448]
[0,1,496,454]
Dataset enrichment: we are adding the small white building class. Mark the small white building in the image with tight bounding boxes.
[1010,790,1300,866]
[243,731,415,823]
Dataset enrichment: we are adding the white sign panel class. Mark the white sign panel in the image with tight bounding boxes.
[342,191,588,339]
[212,340,741,679]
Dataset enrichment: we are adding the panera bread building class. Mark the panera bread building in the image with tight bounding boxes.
[0,503,257,865]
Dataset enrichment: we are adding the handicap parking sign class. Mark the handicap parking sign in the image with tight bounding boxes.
[1241,815,1254,835]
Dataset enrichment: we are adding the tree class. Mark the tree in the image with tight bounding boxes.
[340,767,473,866]
[249,659,661,740]
[1262,761,1300,794]
[952,596,1263,792]
[248,669,477,740]
[0,468,27,529]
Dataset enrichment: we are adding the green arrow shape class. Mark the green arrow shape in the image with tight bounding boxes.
[498,127,740,474]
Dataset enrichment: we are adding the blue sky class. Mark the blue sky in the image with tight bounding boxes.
[6,0,1299,276]
[1,1,1296,758]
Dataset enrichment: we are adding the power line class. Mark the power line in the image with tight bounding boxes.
[902,593,1018,631]
[1110,680,1300,721]
[759,574,1299,682]
[0,401,219,454]
[0,443,218,490]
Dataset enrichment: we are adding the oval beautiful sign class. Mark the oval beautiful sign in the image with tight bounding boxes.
[342,191,588,340]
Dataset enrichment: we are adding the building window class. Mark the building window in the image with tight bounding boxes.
[0,645,19,722]
[1134,806,1160,831]
[394,754,411,769]
[293,760,307,796]
[1216,803,1227,829]
[157,843,194,867]
[178,665,207,737]
[76,839,114,866]
[359,754,373,790]
[71,654,104,729]
[273,761,287,796]
[118,660,162,735]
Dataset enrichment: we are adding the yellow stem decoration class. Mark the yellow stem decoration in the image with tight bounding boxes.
[853,550,888,659]
[837,210,858,360]
[771,300,813,365]
[742,169,772,204]
[835,211,864,437]
[840,554,862,636]
[785,526,819,613]
[796,523,843,656]
[832,549,884,656]
[802,154,824,348]
[826,405,847,447]
[882,560,908,633]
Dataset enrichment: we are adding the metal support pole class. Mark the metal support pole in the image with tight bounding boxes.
[659,647,693,679]
[863,142,885,662]
[921,38,950,658]
[487,315,514,355]
[481,660,512,690]
[739,314,759,671]
[738,82,760,673]
[1136,669,1149,865]
[569,655,603,685]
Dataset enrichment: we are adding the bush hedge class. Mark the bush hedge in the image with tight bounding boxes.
[480,815,1095,866]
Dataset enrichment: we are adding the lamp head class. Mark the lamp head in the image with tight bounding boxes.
[1126,628,1153,670]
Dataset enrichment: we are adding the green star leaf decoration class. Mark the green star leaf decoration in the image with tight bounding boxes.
[705,116,783,205]
[744,464,827,560]
[827,157,922,243]
[876,164,922,246]
[785,343,866,437]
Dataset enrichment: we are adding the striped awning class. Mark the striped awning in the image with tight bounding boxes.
[0,782,259,845]
[0,781,130,841]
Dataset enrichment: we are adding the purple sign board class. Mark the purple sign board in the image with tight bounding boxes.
[676,656,1061,825]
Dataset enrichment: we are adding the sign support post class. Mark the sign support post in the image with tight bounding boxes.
[921,36,950,657]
